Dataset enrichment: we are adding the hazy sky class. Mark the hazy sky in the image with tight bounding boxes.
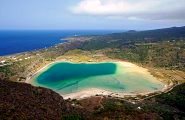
[0,0,185,30]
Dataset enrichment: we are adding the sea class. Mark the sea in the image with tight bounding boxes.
[0,30,125,56]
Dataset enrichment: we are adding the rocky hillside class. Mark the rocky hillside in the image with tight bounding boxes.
[0,79,86,120]
[1,78,185,120]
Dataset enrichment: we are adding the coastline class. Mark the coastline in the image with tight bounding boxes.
[26,60,173,100]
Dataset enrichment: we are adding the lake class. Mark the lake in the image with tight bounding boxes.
[30,62,165,97]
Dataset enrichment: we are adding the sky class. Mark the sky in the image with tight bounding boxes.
[0,0,185,30]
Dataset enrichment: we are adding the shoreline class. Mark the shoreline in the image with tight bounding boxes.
[25,60,174,100]
[61,84,172,100]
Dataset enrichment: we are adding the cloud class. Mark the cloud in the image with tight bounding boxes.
[71,0,185,20]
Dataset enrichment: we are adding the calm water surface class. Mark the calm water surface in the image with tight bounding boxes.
[32,62,164,95]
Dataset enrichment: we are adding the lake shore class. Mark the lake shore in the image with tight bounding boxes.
[25,60,174,100]
[62,83,173,100]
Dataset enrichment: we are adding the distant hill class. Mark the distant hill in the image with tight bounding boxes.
[106,26,185,42]
[77,26,185,50]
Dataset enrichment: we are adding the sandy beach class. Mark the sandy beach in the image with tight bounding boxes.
[62,88,144,100]
[62,82,174,100]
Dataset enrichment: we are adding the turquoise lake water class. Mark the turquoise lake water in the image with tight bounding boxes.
[32,62,164,95]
